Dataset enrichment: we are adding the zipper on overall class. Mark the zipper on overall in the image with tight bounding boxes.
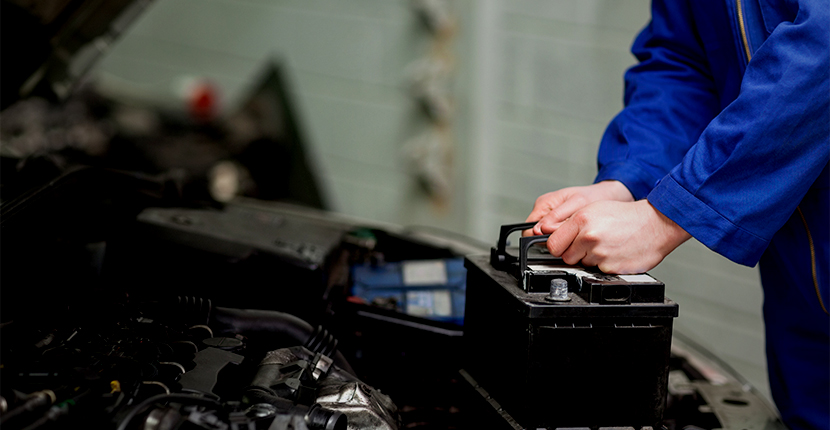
[734,0,828,314]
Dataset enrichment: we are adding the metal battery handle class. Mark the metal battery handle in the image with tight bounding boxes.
[519,234,550,290]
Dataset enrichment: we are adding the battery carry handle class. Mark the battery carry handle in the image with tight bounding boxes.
[491,222,552,276]
[496,222,537,254]
[519,234,551,282]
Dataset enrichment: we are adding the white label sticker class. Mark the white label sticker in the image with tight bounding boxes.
[528,265,659,284]
[402,260,448,286]
[618,274,659,283]
[527,265,607,281]
[406,290,452,317]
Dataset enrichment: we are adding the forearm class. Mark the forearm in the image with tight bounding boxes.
[595,0,720,200]
[647,0,829,266]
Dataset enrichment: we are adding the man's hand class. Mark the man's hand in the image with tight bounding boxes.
[524,181,634,236]
[542,199,691,274]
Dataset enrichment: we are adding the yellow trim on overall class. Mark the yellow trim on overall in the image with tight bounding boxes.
[797,208,828,314]
[736,0,753,62]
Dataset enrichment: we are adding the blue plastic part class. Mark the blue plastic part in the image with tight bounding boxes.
[351,258,466,326]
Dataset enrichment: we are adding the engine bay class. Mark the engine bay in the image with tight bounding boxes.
[0,168,783,430]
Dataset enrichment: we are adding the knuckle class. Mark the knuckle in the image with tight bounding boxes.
[582,230,600,243]
[584,248,606,265]
[572,211,590,226]
[547,209,563,222]
[591,248,610,263]
[540,216,563,232]
[581,255,597,267]
[562,253,578,265]
[598,261,617,273]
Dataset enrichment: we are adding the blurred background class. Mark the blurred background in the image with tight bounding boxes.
[0,0,768,401]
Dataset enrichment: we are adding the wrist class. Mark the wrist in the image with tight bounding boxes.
[644,200,691,253]
[596,180,635,202]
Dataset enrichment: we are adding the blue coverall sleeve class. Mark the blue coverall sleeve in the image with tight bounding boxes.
[595,0,721,200]
[597,0,830,267]
[648,0,829,266]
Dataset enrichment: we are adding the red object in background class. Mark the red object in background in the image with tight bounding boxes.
[189,81,218,122]
[346,296,369,305]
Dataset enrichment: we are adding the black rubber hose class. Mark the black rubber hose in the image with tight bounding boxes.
[306,403,348,430]
[0,391,54,427]
[210,307,355,376]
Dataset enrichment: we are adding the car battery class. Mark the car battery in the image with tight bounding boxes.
[463,222,679,428]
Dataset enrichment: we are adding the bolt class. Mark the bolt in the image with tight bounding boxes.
[546,278,570,302]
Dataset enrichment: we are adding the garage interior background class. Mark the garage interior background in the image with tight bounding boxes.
[89,0,769,400]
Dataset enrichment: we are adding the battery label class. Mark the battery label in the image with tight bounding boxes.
[402,260,448,286]
[406,290,452,317]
